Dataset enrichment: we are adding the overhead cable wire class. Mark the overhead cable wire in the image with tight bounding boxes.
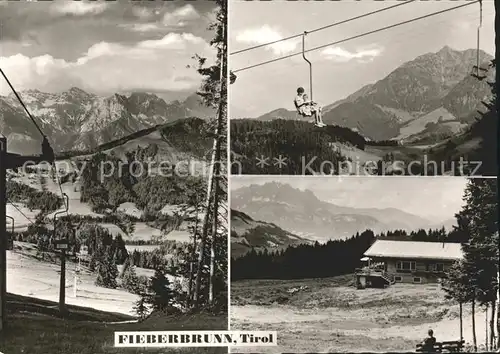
[7,199,35,225]
[343,11,493,64]
[232,0,479,73]
[0,68,46,138]
[230,0,417,55]
[0,68,68,210]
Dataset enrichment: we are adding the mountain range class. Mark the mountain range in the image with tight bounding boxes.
[0,88,215,155]
[231,182,456,242]
[250,47,494,143]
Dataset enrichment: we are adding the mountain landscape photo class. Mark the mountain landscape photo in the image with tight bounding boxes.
[229,0,496,176]
[231,178,498,354]
[230,177,466,257]
[252,47,494,141]
[230,46,496,175]
[0,1,228,353]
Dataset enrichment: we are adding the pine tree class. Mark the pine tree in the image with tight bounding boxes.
[122,264,140,293]
[460,179,499,348]
[120,256,132,279]
[471,59,497,176]
[192,0,227,310]
[193,0,226,109]
[95,248,118,288]
[145,270,177,311]
[133,296,149,321]
[445,179,499,350]
[442,260,475,345]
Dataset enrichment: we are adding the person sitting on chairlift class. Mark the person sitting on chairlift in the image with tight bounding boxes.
[294,87,325,127]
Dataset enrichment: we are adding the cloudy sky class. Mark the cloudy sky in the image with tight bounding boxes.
[0,0,218,101]
[229,1,495,118]
[231,176,475,223]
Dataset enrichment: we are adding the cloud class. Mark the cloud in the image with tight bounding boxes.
[50,1,109,16]
[0,33,215,95]
[121,5,202,33]
[138,33,203,49]
[321,46,383,63]
[235,25,299,55]
[126,23,162,33]
[131,6,159,20]
[163,4,201,27]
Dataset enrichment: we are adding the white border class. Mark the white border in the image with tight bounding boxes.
[226,0,232,352]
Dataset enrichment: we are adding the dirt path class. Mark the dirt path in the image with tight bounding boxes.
[7,250,139,317]
[231,280,487,353]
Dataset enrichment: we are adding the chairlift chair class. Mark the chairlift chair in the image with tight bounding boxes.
[294,31,325,126]
[294,99,309,119]
[472,0,486,80]
[295,31,313,118]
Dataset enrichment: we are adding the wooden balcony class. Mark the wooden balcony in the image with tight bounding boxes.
[355,267,395,287]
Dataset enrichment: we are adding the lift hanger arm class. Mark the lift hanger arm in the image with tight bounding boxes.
[302,32,313,102]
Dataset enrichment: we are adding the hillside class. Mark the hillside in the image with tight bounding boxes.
[256,108,298,121]
[0,87,215,154]
[230,119,366,175]
[322,47,493,141]
[426,107,497,176]
[57,117,214,165]
[231,182,434,242]
[251,47,494,144]
[6,117,214,243]
[4,116,220,319]
[1,293,226,354]
[231,209,311,258]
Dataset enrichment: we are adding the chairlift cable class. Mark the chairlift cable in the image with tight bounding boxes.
[0,69,68,209]
[0,68,46,139]
[233,1,480,73]
[230,0,417,56]
[6,198,35,226]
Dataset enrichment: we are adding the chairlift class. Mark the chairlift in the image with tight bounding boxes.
[6,216,14,250]
[53,193,69,245]
[293,31,313,117]
[294,32,313,119]
[294,32,326,128]
[472,0,486,80]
